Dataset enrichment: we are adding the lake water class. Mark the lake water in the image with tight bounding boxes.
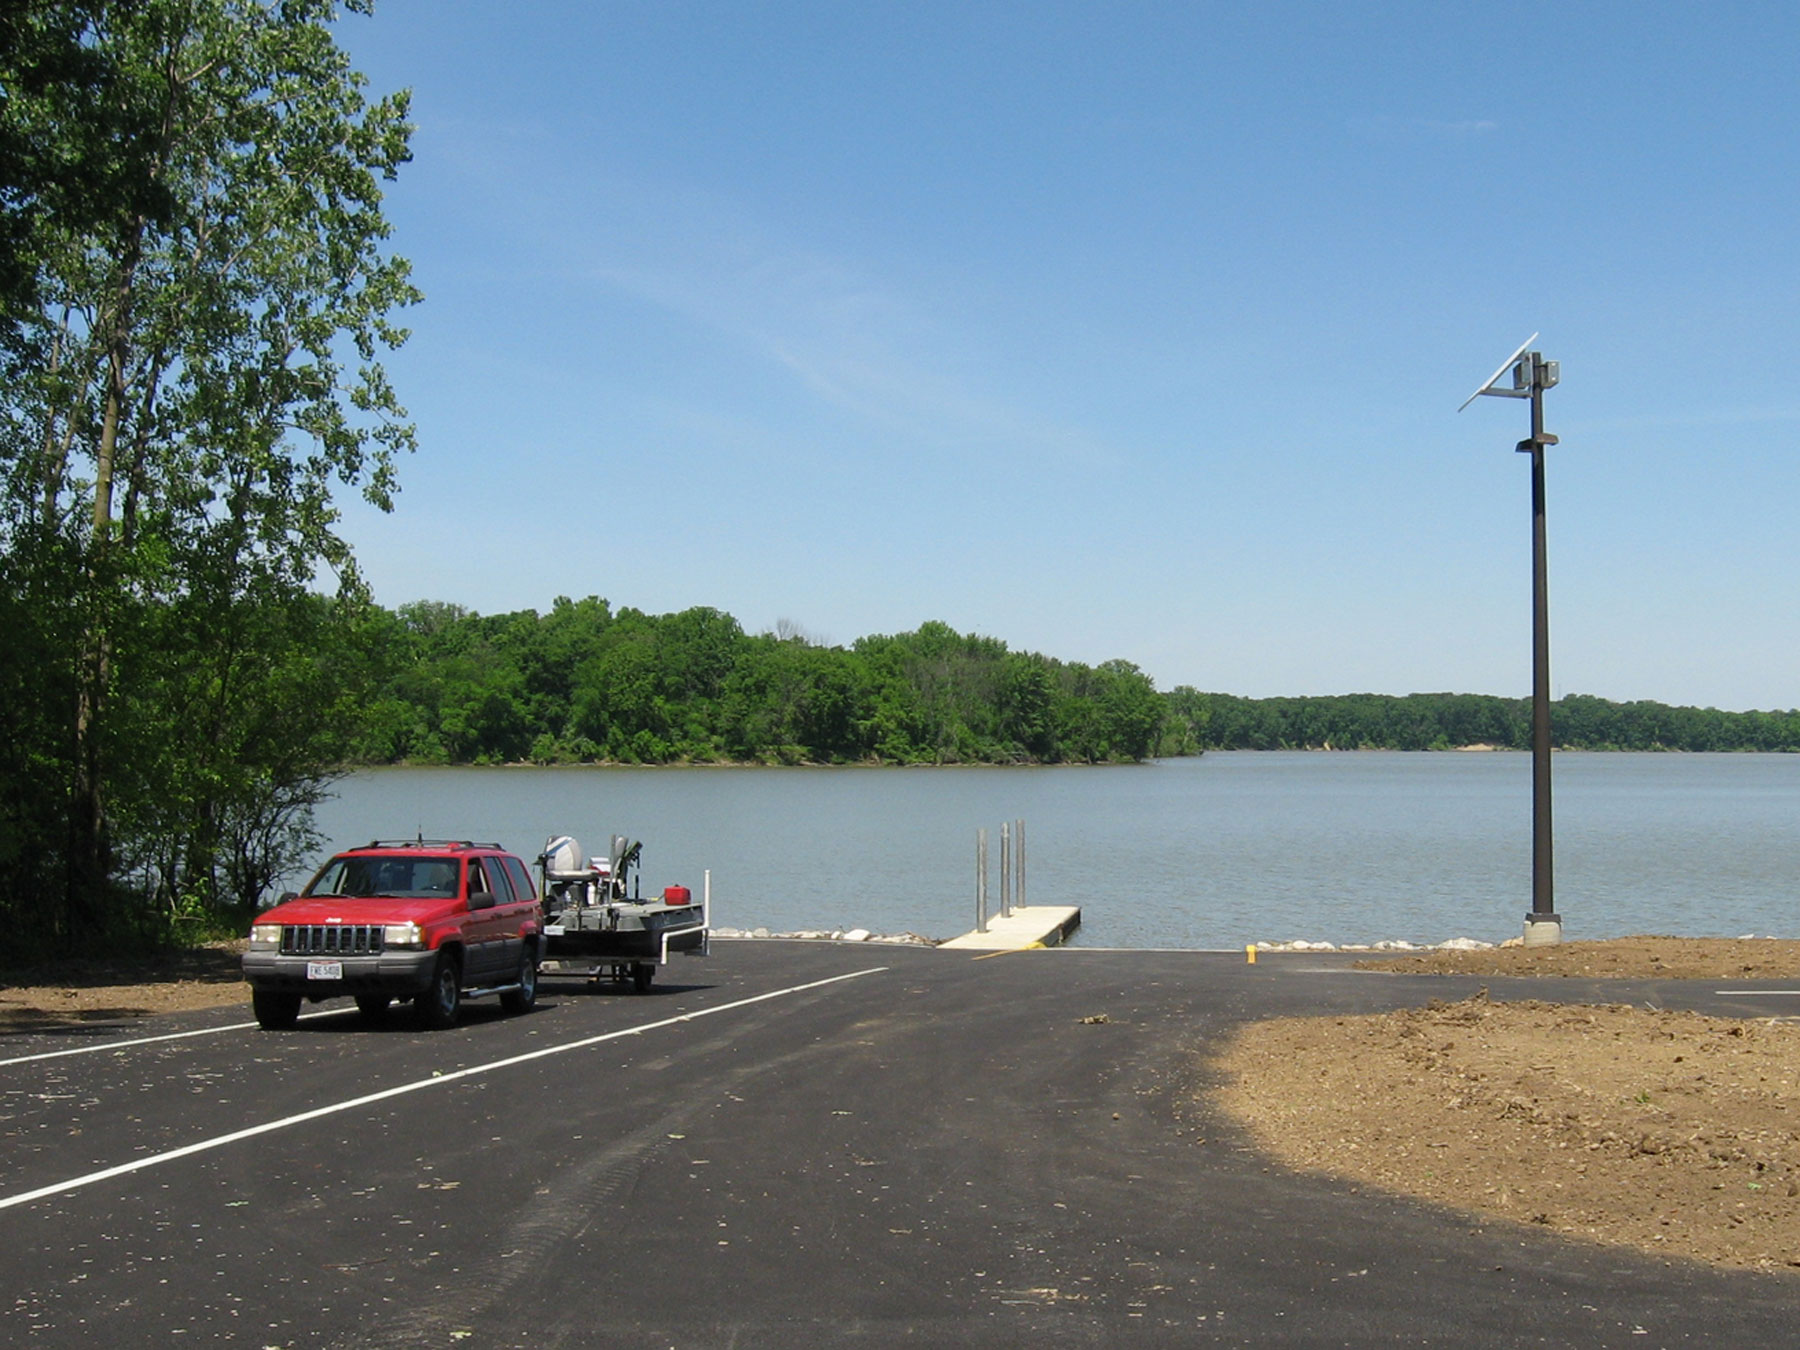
[299,753,1800,949]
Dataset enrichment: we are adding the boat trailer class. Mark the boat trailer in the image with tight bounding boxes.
[535,834,709,992]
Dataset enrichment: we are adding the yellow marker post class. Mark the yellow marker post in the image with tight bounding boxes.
[1246,943,1257,964]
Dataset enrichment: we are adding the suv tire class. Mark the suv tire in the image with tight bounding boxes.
[500,949,538,1015]
[417,951,462,1029]
[253,990,301,1030]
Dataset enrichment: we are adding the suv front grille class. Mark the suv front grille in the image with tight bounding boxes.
[281,924,385,956]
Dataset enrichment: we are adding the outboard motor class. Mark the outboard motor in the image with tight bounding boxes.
[541,835,586,879]
[608,835,642,899]
[539,835,588,919]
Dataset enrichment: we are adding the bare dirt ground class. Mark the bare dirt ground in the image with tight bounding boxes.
[0,941,249,1032]
[1215,937,1800,1274]
[8,935,1800,1273]
[1354,935,1800,982]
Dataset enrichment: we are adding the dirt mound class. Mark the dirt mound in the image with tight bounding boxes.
[1215,974,1800,1273]
[1357,935,1800,981]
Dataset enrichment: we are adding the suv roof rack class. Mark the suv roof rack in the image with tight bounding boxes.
[358,838,506,851]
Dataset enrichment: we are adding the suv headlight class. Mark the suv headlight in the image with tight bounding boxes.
[249,924,282,951]
[382,921,424,949]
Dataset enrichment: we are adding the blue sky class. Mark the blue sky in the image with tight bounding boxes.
[329,2,1799,711]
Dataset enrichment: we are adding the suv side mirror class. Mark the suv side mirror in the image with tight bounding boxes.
[468,890,497,912]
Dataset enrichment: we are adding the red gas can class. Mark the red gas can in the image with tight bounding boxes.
[662,885,691,906]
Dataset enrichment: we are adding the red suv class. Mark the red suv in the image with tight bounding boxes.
[241,840,544,1030]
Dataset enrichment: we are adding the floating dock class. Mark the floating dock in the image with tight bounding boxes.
[938,905,1081,952]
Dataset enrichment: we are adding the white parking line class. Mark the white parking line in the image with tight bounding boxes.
[0,966,887,1213]
[0,1007,350,1069]
[1714,990,1800,996]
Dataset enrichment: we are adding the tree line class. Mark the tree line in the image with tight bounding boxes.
[355,600,1167,768]
[351,602,1800,769]
[1167,691,1800,753]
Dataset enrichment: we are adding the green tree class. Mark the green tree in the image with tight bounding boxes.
[723,633,871,763]
[118,590,389,914]
[998,654,1056,760]
[1156,685,1210,757]
[0,0,416,949]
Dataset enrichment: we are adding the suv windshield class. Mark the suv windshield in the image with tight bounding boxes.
[304,856,460,899]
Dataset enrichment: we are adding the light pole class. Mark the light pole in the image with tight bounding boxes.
[1461,336,1562,945]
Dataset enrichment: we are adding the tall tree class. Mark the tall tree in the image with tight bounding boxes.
[0,0,416,949]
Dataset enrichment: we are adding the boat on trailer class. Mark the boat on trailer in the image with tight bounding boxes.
[535,834,709,991]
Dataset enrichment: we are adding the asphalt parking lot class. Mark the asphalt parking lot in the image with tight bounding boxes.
[3,941,1797,1347]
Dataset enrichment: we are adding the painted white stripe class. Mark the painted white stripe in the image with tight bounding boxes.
[0,966,887,1213]
[0,1006,351,1069]
[1714,990,1800,996]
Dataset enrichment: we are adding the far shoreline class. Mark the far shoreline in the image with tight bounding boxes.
[330,742,1800,772]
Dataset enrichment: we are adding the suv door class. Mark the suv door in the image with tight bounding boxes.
[463,856,509,981]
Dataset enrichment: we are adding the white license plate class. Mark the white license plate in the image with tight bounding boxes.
[306,960,343,981]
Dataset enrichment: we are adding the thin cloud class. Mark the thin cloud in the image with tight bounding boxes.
[1348,114,1500,139]
[575,180,1124,471]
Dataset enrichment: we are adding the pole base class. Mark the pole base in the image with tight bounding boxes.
[1522,912,1563,946]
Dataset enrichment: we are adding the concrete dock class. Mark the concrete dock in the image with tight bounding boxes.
[937,904,1081,951]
